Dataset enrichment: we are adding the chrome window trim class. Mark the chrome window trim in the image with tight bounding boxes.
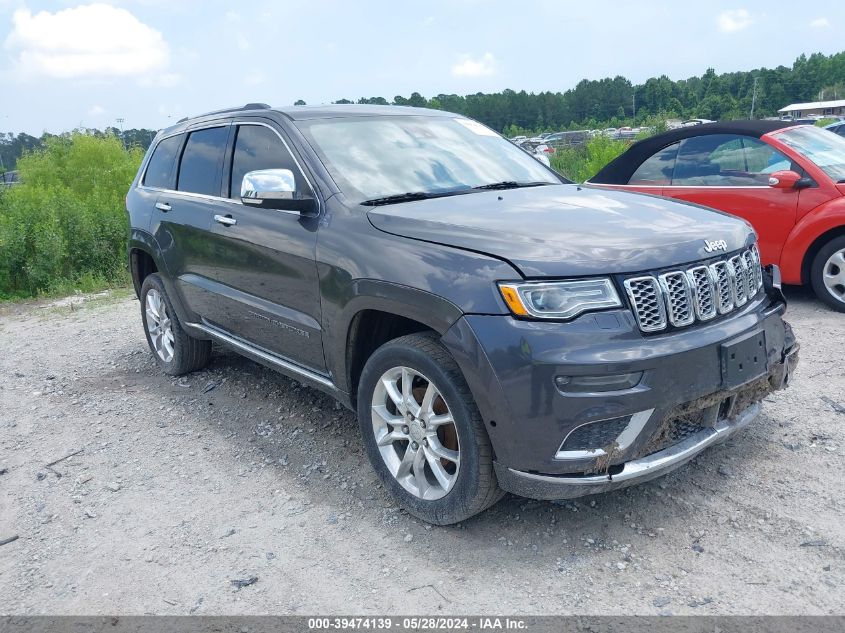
[138,119,320,216]
[595,183,774,190]
[660,185,773,189]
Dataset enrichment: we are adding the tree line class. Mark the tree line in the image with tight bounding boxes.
[3,50,843,172]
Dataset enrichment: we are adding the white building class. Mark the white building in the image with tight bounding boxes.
[778,99,845,118]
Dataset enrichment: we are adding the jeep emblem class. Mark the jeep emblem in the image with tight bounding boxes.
[703,239,728,253]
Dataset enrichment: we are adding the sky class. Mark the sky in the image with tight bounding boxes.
[0,0,842,134]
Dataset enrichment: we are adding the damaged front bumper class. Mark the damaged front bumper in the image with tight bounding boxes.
[494,342,799,501]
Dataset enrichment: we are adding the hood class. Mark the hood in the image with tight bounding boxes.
[367,184,754,278]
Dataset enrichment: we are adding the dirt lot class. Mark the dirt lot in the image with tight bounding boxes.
[0,288,842,615]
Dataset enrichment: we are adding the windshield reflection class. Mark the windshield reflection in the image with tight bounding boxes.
[296,115,561,202]
[775,125,845,183]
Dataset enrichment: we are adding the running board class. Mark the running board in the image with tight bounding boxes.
[185,321,335,390]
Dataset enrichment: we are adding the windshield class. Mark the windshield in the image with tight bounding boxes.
[296,115,563,202]
[773,125,845,183]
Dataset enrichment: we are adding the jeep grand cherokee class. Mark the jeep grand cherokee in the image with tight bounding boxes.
[126,104,799,524]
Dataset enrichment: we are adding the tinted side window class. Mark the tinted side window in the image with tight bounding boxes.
[143,134,182,189]
[629,142,679,185]
[229,125,307,198]
[672,134,792,186]
[177,126,229,196]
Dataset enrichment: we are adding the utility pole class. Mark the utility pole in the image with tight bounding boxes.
[116,117,125,149]
[632,93,636,122]
[750,77,759,119]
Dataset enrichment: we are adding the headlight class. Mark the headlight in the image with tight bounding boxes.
[498,279,621,320]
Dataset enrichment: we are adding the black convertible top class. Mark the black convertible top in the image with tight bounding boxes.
[590,120,796,184]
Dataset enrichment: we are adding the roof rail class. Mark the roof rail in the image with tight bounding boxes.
[176,103,273,124]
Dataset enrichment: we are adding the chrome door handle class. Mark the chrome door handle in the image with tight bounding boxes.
[214,214,237,226]
[155,202,171,212]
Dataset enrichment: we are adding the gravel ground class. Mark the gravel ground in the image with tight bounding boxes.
[0,287,842,615]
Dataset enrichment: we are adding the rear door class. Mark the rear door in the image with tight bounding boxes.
[203,121,326,373]
[151,124,231,319]
[658,134,800,265]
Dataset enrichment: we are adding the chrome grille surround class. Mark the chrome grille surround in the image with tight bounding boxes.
[686,266,717,321]
[729,255,748,307]
[658,271,695,327]
[623,276,666,332]
[709,261,734,314]
[624,247,763,333]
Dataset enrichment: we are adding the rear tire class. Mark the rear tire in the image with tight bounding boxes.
[140,274,212,375]
[357,332,503,525]
[810,236,845,313]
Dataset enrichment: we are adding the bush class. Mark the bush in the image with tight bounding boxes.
[550,135,629,182]
[0,132,143,298]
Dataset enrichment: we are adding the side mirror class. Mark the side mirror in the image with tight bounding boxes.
[241,169,318,214]
[767,170,807,190]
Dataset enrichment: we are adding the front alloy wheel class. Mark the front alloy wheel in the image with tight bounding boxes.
[357,332,503,525]
[371,366,460,501]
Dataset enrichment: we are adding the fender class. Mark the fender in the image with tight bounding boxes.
[779,197,845,285]
[325,279,465,394]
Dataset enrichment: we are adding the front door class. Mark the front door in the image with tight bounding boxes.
[203,121,326,373]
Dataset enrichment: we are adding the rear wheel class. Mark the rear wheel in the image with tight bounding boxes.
[810,236,845,313]
[140,274,212,375]
[357,333,503,524]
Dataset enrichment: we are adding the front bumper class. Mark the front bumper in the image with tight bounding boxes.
[496,341,798,500]
[442,284,798,500]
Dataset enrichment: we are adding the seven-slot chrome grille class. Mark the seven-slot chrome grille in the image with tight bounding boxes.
[624,246,763,333]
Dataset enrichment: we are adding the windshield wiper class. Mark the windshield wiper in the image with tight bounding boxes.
[361,189,470,206]
[472,181,553,191]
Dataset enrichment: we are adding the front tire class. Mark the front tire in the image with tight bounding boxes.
[810,236,845,313]
[356,332,503,525]
[140,274,211,375]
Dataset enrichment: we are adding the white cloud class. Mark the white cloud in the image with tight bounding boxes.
[4,3,170,79]
[809,17,830,28]
[717,9,754,33]
[88,105,105,116]
[451,52,496,78]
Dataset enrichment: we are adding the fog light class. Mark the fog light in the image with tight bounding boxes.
[554,372,643,393]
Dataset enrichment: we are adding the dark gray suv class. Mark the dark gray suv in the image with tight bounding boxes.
[126,104,799,524]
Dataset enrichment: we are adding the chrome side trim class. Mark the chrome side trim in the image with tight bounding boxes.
[185,321,335,389]
[522,403,760,486]
[555,408,654,460]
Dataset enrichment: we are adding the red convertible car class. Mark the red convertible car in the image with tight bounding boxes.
[590,121,845,311]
